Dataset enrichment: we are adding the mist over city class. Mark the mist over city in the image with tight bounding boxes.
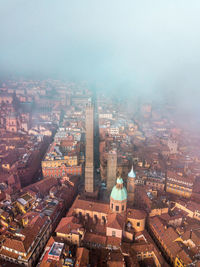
[0,1,200,267]
[1,1,200,101]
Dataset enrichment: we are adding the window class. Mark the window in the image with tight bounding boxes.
[122,205,124,211]
[112,231,116,237]
[111,203,113,209]
[137,222,140,227]
[116,206,119,211]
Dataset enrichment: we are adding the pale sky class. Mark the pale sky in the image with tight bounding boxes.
[0,0,200,110]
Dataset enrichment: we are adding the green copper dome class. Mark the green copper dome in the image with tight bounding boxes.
[110,178,127,201]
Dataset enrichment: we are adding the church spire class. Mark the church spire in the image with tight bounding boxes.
[128,165,136,179]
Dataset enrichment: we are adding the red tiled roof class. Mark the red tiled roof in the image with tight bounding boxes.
[23,178,58,196]
[75,247,89,266]
[107,213,124,230]
[55,216,82,234]
[3,215,48,254]
[22,212,40,226]
[106,236,121,247]
[177,248,193,265]
[149,216,181,259]
[0,248,20,260]
[167,170,194,184]
[181,230,200,246]
[83,232,106,245]
[71,196,110,214]
[2,238,27,254]
[127,208,146,220]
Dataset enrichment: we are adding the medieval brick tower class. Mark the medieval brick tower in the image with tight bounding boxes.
[85,101,94,193]
[107,150,117,191]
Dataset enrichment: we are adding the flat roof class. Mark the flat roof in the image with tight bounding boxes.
[22,194,32,202]
[48,242,64,257]
[17,198,27,206]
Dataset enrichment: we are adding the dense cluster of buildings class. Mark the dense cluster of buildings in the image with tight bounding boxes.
[0,176,78,266]
[0,133,51,187]
[0,79,200,266]
[42,140,82,178]
[96,94,200,266]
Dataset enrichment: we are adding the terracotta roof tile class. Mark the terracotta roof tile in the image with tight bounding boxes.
[83,232,106,245]
[127,208,146,220]
[106,236,121,247]
[71,196,110,214]
[55,216,82,234]
[75,247,89,266]
[107,213,124,230]
[2,238,27,254]
[2,216,49,254]
[177,248,192,265]
[149,217,181,259]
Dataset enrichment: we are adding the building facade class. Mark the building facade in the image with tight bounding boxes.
[166,171,193,198]
[57,177,146,250]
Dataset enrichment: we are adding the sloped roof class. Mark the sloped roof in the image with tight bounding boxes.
[75,247,89,266]
[127,208,146,220]
[3,215,49,254]
[149,216,181,259]
[83,232,106,245]
[23,178,58,196]
[55,216,82,234]
[71,196,110,214]
[107,213,124,230]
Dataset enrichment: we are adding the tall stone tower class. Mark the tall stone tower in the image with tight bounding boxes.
[107,150,117,191]
[127,166,136,203]
[85,101,94,193]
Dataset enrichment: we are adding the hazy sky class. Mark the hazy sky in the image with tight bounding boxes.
[1,0,200,107]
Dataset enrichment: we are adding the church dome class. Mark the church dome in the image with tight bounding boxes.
[110,177,127,201]
[128,166,136,178]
